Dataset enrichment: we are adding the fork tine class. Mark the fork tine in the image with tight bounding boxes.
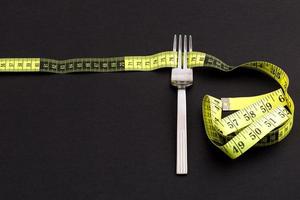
[173,34,177,52]
[183,35,187,69]
[189,35,192,52]
[178,35,182,69]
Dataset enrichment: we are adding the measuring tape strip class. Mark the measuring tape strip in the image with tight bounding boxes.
[0,51,294,159]
[0,51,206,73]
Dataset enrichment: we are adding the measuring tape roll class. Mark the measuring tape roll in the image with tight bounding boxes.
[0,51,294,159]
[199,54,294,159]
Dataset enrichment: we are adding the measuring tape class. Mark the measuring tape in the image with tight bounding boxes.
[0,51,294,159]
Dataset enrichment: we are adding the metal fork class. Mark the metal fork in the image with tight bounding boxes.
[171,34,193,175]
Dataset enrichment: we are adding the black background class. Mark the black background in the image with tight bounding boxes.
[0,0,299,199]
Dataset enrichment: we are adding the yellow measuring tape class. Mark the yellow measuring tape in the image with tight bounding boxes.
[0,51,294,159]
[202,62,294,159]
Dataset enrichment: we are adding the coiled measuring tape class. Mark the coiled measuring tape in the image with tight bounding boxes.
[0,51,294,159]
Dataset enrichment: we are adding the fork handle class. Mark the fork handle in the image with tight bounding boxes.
[176,88,188,175]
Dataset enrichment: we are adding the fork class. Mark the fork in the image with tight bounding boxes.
[171,34,193,175]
